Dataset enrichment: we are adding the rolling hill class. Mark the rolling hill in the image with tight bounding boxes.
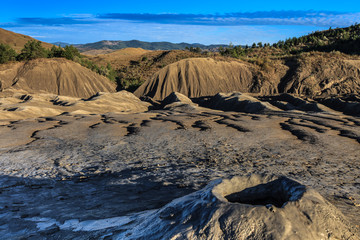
[0,28,53,52]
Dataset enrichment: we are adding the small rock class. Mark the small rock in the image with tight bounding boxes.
[159,207,178,220]
[39,224,60,235]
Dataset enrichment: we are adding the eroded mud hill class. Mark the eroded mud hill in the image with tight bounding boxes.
[135,53,360,101]
[0,58,116,98]
[281,53,360,97]
[134,58,265,100]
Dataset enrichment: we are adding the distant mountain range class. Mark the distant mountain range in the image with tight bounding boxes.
[52,40,227,52]
[52,42,70,48]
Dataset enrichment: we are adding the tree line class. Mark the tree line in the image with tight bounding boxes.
[218,23,360,58]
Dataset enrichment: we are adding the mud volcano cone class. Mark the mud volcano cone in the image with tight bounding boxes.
[115,175,359,240]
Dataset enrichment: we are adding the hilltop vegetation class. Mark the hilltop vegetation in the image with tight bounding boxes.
[276,23,360,54]
[219,23,360,59]
[0,43,16,63]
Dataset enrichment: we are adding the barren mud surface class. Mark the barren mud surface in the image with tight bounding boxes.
[0,104,359,239]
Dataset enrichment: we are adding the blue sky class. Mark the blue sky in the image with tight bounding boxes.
[1,0,360,45]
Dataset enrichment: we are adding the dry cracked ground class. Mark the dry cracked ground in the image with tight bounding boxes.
[0,105,360,239]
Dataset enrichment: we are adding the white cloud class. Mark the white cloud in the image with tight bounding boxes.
[1,10,357,44]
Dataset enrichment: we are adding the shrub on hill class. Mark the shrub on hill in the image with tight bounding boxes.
[48,45,65,58]
[74,57,117,83]
[48,45,81,60]
[219,44,252,58]
[63,45,81,61]
[0,43,17,64]
[185,46,202,53]
[17,40,48,60]
[116,75,143,92]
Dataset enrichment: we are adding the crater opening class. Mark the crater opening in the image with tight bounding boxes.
[225,177,305,208]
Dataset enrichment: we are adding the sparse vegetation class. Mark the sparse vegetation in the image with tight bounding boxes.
[0,43,17,64]
[117,76,143,92]
[63,45,81,61]
[251,57,272,71]
[185,46,202,53]
[219,44,252,58]
[115,66,145,91]
[48,45,65,58]
[74,57,117,82]
[218,23,360,59]
[272,23,360,54]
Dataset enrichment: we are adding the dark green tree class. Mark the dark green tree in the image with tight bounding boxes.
[0,44,17,64]
[63,45,81,60]
[49,45,65,58]
[106,63,117,82]
[189,47,201,53]
[17,40,48,60]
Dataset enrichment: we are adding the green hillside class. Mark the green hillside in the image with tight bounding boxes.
[275,23,360,54]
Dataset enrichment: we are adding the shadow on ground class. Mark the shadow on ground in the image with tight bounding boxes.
[0,169,196,239]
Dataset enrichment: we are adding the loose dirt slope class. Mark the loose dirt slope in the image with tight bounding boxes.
[134,58,269,100]
[0,58,116,98]
[0,28,53,52]
[282,53,360,97]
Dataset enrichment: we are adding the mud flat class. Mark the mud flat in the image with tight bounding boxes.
[0,92,359,239]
